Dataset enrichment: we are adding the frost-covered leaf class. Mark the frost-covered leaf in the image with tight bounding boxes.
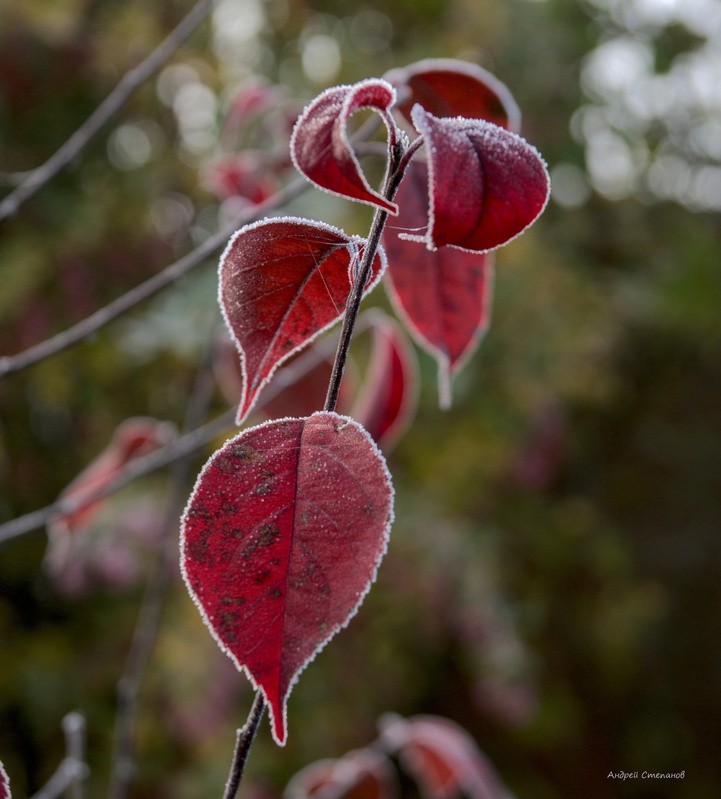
[383,162,493,408]
[181,412,394,746]
[47,417,175,539]
[385,59,521,132]
[285,749,397,799]
[410,106,549,253]
[0,760,10,799]
[352,311,418,450]
[378,715,514,799]
[219,217,385,424]
[290,80,399,213]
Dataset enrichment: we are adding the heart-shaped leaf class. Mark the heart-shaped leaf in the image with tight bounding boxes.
[378,715,513,799]
[352,311,418,451]
[219,217,386,424]
[290,80,399,213]
[0,761,10,799]
[383,162,494,408]
[181,411,394,746]
[385,59,521,132]
[410,106,550,253]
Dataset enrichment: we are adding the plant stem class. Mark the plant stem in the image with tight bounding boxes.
[223,691,266,799]
[324,145,407,413]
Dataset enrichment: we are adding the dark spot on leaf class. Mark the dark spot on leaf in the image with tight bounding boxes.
[254,569,271,584]
[269,587,282,599]
[232,443,258,462]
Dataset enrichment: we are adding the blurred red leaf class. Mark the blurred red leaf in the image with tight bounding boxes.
[385,59,521,132]
[203,153,277,203]
[47,417,175,539]
[285,749,397,799]
[219,217,385,424]
[383,162,494,408]
[290,79,399,213]
[181,411,394,745]
[410,106,549,253]
[352,311,418,450]
[0,761,9,799]
[378,715,513,799]
[213,330,357,421]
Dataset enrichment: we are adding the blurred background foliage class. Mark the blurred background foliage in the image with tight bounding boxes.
[1,0,720,796]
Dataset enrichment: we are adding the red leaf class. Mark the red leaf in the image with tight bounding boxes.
[219,217,386,424]
[0,761,10,799]
[47,417,175,539]
[410,106,549,253]
[290,80,399,213]
[285,749,397,799]
[203,153,277,203]
[213,330,357,421]
[378,715,512,799]
[181,411,394,746]
[385,59,521,132]
[351,311,418,451]
[383,162,494,408]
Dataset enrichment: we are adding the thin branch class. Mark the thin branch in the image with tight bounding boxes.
[0,0,219,223]
[0,333,339,545]
[0,176,307,380]
[223,691,266,799]
[106,335,218,799]
[29,712,89,799]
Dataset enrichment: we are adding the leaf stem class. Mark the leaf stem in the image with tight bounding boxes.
[324,144,408,413]
[223,691,266,799]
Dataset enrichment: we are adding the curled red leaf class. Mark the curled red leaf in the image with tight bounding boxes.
[385,58,521,132]
[352,310,418,451]
[383,162,494,408]
[378,715,513,799]
[285,749,397,799]
[290,79,399,213]
[219,217,385,424]
[181,411,394,746]
[410,106,550,253]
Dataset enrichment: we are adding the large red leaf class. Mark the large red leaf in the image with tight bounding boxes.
[351,311,418,451]
[181,411,394,746]
[410,106,549,253]
[383,162,494,408]
[385,59,521,133]
[0,761,9,799]
[285,749,397,799]
[378,715,512,799]
[290,80,399,213]
[219,217,385,424]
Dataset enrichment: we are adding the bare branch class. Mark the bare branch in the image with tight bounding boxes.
[0,177,307,380]
[0,333,339,545]
[29,713,88,799]
[0,0,219,223]
[106,336,218,799]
